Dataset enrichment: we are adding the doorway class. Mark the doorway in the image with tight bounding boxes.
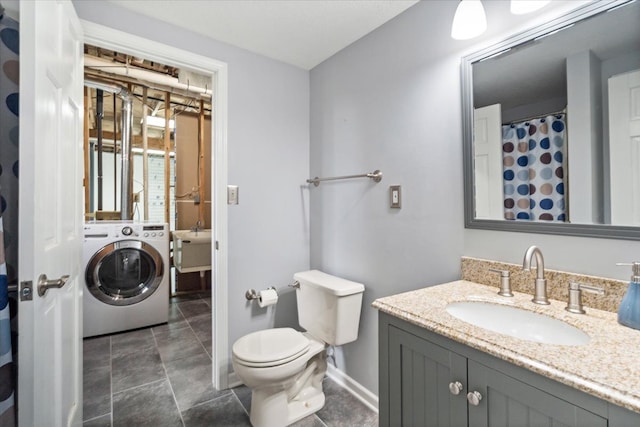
[83,43,212,295]
[83,21,230,389]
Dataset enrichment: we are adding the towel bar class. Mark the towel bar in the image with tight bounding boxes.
[306,170,382,187]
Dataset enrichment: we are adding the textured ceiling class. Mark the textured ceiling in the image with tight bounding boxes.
[105,0,419,70]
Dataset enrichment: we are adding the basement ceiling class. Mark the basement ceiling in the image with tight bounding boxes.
[84,44,212,149]
[104,0,419,70]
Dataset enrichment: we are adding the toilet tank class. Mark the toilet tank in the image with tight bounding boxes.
[294,270,365,346]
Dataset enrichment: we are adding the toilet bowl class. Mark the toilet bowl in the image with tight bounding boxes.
[232,328,327,427]
[232,270,365,427]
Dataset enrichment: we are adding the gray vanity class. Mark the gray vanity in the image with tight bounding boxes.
[373,280,640,427]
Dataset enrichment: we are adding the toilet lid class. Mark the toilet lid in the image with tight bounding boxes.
[233,328,310,366]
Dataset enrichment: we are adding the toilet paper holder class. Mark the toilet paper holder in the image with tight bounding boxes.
[245,281,300,301]
[245,287,277,301]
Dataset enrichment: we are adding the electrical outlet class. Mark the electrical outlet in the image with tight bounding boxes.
[390,185,401,209]
[227,185,239,205]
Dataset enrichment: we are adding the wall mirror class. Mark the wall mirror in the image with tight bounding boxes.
[462,0,640,240]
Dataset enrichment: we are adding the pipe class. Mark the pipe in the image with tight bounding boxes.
[163,92,171,224]
[113,93,117,209]
[84,78,130,100]
[142,87,149,220]
[85,55,212,97]
[96,89,104,211]
[120,95,133,220]
[85,78,134,220]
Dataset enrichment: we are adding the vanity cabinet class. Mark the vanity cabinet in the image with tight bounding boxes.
[467,360,605,427]
[379,312,639,427]
[387,324,468,426]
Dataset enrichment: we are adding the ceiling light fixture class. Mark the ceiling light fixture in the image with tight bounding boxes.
[510,0,551,15]
[451,0,487,40]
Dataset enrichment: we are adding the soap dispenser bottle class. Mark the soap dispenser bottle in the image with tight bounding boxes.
[617,262,640,330]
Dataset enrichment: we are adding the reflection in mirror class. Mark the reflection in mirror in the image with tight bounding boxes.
[462,0,640,239]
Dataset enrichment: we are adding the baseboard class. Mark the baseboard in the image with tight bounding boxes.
[227,371,242,389]
[228,364,379,414]
[327,364,379,413]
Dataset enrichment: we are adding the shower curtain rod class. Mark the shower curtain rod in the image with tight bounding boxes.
[503,108,566,126]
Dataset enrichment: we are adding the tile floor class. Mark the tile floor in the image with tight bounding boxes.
[83,293,378,426]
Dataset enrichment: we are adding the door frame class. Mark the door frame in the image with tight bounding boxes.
[82,21,230,389]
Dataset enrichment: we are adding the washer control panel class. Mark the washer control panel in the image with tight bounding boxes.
[83,222,168,243]
[141,224,165,239]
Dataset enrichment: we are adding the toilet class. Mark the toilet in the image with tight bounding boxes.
[232,270,365,427]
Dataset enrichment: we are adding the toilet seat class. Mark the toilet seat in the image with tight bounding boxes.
[233,327,310,368]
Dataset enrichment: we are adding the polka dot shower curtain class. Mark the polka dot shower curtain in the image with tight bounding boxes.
[502,114,567,221]
[0,217,14,426]
[0,9,18,427]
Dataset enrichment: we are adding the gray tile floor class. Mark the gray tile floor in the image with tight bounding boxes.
[83,293,378,426]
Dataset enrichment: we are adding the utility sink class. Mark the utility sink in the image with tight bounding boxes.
[446,301,590,346]
[172,229,212,273]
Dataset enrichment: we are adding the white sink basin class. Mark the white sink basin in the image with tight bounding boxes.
[446,301,590,346]
[172,229,212,273]
[173,229,212,244]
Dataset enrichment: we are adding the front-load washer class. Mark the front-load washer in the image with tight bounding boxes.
[83,221,169,338]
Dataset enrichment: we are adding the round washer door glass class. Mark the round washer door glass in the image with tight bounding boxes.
[86,240,164,306]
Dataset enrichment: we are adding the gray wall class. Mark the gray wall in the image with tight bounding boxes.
[73,1,310,366]
[310,1,469,395]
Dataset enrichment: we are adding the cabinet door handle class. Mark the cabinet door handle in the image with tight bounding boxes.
[467,391,483,406]
[448,381,464,395]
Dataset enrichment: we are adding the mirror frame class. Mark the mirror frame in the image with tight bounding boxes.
[462,0,640,241]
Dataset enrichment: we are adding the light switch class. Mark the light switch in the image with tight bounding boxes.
[227,185,239,205]
[390,185,401,209]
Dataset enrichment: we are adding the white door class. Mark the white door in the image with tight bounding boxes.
[18,1,84,426]
[609,69,640,226]
[474,104,504,220]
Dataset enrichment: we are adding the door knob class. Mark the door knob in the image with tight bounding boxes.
[38,274,70,297]
[467,391,483,406]
[448,381,464,395]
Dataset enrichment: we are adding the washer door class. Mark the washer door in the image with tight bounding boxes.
[85,240,164,306]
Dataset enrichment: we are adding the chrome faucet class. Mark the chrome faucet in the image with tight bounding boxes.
[191,220,203,233]
[522,245,550,305]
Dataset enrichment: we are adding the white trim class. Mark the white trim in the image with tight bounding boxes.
[81,20,228,75]
[327,364,379,413]
[212,56,230,390]
[81,20,230,389]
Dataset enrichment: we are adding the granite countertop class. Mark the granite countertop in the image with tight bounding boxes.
[372,280,640,413]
